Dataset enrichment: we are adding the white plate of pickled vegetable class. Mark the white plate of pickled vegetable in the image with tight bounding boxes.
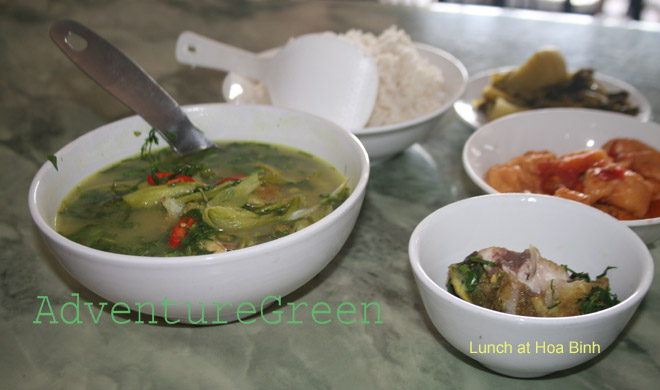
[453,48,652,129]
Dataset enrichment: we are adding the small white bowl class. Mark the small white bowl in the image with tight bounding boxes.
[463,108,660,245]
[409,193,654,378]
[28,104,369,324]
[222,43,468,163]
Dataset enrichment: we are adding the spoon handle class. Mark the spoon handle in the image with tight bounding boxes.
[50,20,216,154]
[176,31,266,82]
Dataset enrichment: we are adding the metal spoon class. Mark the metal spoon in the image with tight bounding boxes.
[50,20,217,155]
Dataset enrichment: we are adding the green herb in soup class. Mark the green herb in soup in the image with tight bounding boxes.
[56,142,350,256]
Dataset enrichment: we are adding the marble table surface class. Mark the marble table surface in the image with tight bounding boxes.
[1,0,659,388]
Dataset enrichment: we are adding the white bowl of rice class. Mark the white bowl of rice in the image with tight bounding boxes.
[222,26,468,163]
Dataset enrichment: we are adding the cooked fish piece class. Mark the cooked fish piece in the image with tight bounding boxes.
[447,246,618,317]
[486,150,556,193]
[583,164,653,218]
[604,138,660,190]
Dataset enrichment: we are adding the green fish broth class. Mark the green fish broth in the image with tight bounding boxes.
[56,142,350,257]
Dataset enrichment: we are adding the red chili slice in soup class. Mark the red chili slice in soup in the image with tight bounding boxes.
[165,175,195,184]
[169,216,196,248]
[147,172,173,185]
[148,172,195,185]
[217,174,245,185]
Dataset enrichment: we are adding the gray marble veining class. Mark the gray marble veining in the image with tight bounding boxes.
[1,0,659,388]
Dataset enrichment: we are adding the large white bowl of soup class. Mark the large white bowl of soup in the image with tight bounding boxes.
[462,108,660,245]
[409,193,653,378]
[28,104,369,324]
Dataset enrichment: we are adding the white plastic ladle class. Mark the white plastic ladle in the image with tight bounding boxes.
[175,31,379,130]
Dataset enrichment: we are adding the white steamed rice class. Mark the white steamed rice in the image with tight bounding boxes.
[333,25,446,127]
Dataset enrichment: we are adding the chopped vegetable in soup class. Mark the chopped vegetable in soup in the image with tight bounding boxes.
[446,246,619,317]
[56,142,350,256]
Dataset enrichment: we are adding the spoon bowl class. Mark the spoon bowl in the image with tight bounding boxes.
[49,20,217,155]
[175,31,379,130]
